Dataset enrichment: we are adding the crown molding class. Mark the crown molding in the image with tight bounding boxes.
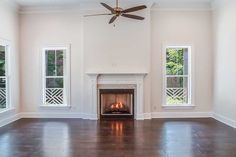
[211,0,234,10]
[151,0,213,11]
[19,5,82,14]
[19,2,151,14]
[151,8,212,12]
[211,0,220,10]
[1,0,20,12]
[19,0,214,14]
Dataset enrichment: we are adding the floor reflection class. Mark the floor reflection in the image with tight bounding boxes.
[161,122,195,157]
[42,122,70,157]
[0,133,11,156]
[111,121,124,137]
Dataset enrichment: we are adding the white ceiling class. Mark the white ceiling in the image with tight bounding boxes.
[15,0,84,7]
[14,0,213,8]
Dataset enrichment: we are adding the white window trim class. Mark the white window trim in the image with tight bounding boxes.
[0,39,11,112]
[162,44,194,108]
[41,45,71,107]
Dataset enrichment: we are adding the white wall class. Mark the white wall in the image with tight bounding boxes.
[20,12,84,115]
[19,2,214,118]
[213,0,236,126]
[19,5,152,117]
[151,9,213,113]
[83,9,150,73]
[0,0,20,125]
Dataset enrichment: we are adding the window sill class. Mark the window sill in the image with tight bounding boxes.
[162,104,195,109]
[0,108,15,114]
[40,105,71,110]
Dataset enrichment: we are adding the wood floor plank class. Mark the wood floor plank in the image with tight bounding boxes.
[0,118,235,157]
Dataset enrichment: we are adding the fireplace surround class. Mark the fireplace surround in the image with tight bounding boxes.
[87,73,147,120]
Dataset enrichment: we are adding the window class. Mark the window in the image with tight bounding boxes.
[0,41,10,111]
[42,46,70,107]
[163,46,192,106]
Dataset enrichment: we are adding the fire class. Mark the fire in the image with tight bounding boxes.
[111,102,124,109]
[120,103,123,108]
[106,102,129,114]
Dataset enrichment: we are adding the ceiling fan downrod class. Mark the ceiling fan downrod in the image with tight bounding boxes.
[116,0,118,8]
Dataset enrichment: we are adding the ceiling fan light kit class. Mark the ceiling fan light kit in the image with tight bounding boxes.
[84,0,147,24]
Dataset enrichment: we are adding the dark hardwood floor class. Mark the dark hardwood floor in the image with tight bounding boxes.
[0,118,236,157]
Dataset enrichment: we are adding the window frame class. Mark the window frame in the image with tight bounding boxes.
[162,45,194,107]
[0,39,11,112]
[41,45,71,107]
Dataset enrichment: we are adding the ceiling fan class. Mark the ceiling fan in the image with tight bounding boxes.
[84,0,147,24]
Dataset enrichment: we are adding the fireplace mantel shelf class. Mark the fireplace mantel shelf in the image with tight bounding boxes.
[86,72,148,75]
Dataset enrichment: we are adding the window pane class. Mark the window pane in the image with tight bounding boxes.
[56,50,64,76]
[0,78,6,88]
[166,48,188,75]
[46,78,63,88]
[46,50,56,76]
[44,48,68,106]
[183,48,189,75]
[166,77,188,104]
[0,78,6,109]
[0,46,6,76]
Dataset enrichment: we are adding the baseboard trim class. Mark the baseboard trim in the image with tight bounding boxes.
[4,111,236,130]
[213,113,236,129]
[143,113,152,119]
[20,112,98,120]
[0,113,21,128]
[20,112,149,120]
[19,112,213,120]
[151,112,213,119]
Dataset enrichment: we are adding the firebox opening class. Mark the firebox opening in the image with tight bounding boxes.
[100,89,134,119]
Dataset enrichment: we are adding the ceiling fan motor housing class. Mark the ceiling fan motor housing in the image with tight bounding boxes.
[114,7,123,16]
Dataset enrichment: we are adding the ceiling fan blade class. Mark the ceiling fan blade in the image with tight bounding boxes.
[121,14,145,20]
[84,13,113,17]
[109,16,118,24]
[122,5,147,13]
[101,3,115,13]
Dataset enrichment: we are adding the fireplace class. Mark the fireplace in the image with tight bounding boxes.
[99,89,134,119]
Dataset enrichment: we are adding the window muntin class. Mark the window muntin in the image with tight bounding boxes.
[164,46,191,106]
[42,47,69,106]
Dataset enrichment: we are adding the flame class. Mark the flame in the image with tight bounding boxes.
[111,102,124,110]
[119,102,123,108]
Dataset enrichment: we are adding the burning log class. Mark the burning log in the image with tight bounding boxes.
[104,102,130,114]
